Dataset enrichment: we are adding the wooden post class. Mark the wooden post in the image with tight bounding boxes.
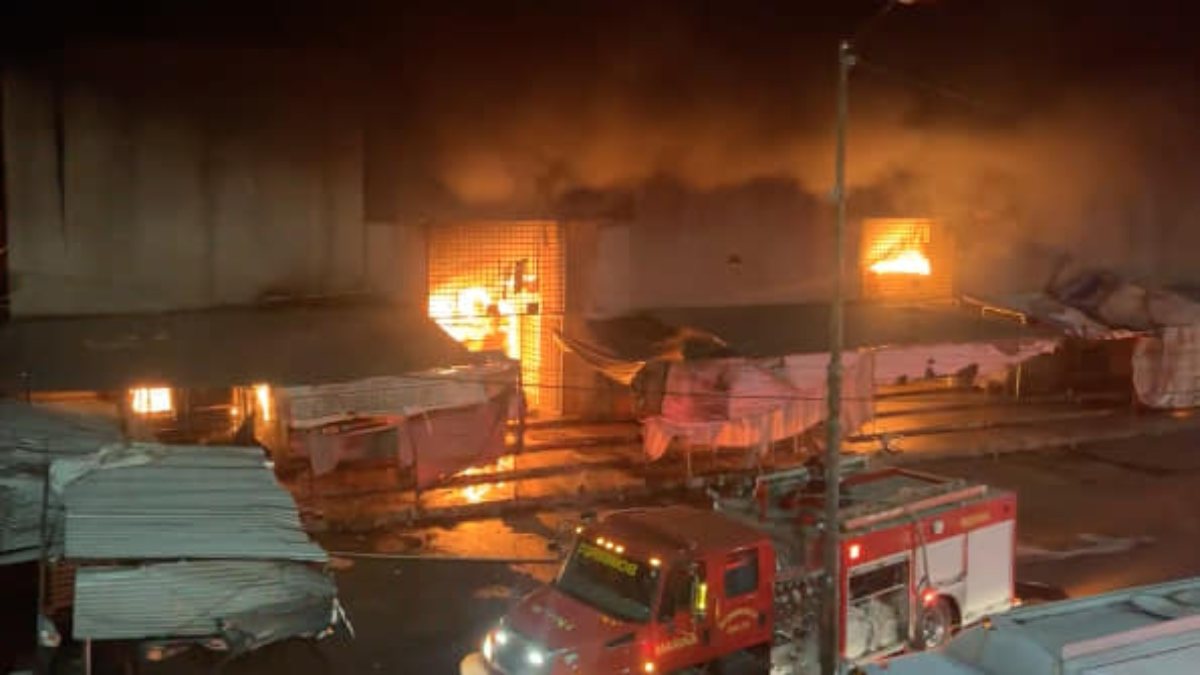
[514,367,525,503]
[516,366,526,455]
[406,417,423,517]
[36,440,50,675]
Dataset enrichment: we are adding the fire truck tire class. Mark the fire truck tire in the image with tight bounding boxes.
[914,597,954,651]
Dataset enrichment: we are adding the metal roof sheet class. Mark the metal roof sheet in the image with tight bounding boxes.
[0,400,121,465]
[73,560,336,644]
[58,444,326,562]
[587,302,1058,361]
[0,401,119,561]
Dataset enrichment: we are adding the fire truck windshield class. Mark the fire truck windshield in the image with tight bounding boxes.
[555,541,662,623]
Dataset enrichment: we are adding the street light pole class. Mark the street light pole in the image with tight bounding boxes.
[821,37,853,675]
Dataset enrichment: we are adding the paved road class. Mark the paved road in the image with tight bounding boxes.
[117,428,1200,674]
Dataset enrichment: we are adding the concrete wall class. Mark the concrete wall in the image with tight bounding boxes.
[2,47,369,315]
[566,180,832,316]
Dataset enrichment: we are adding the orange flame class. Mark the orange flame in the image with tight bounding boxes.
[428,286,521,360]
[869,249,931,276]
[459,455,516,503]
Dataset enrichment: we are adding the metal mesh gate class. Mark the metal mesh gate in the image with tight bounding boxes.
[426,221,565,415]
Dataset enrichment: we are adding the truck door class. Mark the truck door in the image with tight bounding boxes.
[654,561,712,670]
[714,546,770,655]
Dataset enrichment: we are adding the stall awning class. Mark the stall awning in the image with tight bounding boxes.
[0,301,470,391]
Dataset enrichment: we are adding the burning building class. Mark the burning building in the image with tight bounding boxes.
[426,221,566,415]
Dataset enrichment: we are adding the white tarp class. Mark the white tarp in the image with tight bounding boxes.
[640,337,1059,459]
[642,351,874,460]
[278,361,518,429]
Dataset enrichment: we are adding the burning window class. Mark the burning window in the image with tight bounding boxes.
[254,384,273,422]
[860,218,953,301]
[129,387,173,415]
[427,221,565,414]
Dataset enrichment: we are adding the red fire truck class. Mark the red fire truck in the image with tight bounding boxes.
[462,465,1017,674]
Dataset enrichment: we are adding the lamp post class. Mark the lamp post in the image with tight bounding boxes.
[822,3,915,673]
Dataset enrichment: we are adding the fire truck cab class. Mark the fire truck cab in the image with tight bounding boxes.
[465,466,1016,674]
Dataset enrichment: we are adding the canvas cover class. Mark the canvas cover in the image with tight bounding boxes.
[1133,325,1200,409]
[641,351,875,460]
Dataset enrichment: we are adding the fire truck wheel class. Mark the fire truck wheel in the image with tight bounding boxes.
[916,597,954,651]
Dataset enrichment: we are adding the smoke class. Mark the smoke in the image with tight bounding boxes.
[384,0,1200,291]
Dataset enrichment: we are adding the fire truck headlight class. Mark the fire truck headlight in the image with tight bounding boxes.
[527,647,546,667]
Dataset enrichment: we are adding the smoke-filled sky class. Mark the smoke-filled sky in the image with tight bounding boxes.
[5,0,1200,285]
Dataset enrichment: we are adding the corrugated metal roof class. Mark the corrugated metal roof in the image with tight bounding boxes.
[73,560,336,645]
[0,474,62,564]
[0,401,119,562]
[59,444,326,562]
[0,400,121,465]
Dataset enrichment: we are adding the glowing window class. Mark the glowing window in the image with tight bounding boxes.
[253,384,272,422]
[130,387,172,414]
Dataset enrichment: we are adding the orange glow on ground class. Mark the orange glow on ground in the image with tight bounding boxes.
[458,455,516,503]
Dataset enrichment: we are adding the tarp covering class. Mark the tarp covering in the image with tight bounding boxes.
[1044,262,1200,410]
[1048,263,1200,331]
[73,560,337,648]
[400,390,512,489]
[1133,325,1200,409]
[553,330,646,386]
[284,362,517,484]
[290,389,512,487]
[642,351,875,460]
[278,361,517,429]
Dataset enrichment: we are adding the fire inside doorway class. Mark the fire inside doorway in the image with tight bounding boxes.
[427,221,565,415]
[860,217,954,302]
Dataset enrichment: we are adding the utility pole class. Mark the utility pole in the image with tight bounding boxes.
[821,37,853,675]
